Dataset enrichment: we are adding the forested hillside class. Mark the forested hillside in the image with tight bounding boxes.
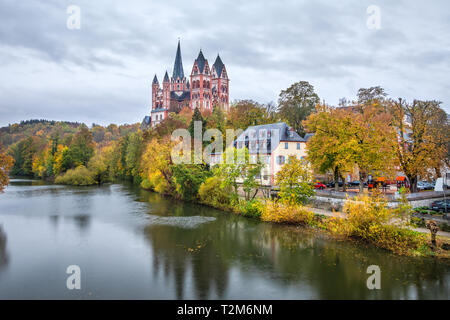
[0,119,140,177]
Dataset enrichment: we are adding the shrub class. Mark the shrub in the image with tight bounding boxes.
[439,223,450,232]
[411,217,426,228]
[327,194,427,255]
[142,171,170,194]
[140,178,153,190]
[198,176,232,209]
[238,199,264,218]
[261,201,314,225]
[55,165,95,186]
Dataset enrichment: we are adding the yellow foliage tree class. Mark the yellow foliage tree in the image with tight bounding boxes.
[0,142,14,192]
[140,137,177,195]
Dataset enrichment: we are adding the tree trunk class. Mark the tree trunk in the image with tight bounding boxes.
[359,172,365,194]
[408,175,418,193]
[340,174,347,192]
[435,167,442,179]
[334,167,339,192]
[426,220,439,248]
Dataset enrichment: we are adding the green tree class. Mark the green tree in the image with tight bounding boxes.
[172,164,211,201]
[9,137,38,176]
[357,86,388,105]
[124,131,144,183]
[66,125,95,168]
[278,81,320,136]
[188,108,206,139]
[213,147,263,201]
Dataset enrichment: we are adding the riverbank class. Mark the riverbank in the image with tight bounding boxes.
[18,174,450,260]
[3,179,449,299]
[307,207,450,238]
[186,187,450,259]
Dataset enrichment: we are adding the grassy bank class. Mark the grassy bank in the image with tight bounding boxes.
[194,190,450,259]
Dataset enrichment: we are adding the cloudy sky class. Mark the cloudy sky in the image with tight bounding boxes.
[0,0,449,127]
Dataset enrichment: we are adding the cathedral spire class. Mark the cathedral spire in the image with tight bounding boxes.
[152,74,158,84]
[163,71,169,83]
[213,54,224,77]
[172,40,184,79]
[195,49,207,73]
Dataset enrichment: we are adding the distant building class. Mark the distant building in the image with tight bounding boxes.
[148,41,230,127]
[210,122,307,186]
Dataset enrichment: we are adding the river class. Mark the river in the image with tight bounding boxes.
[0,179,448,299]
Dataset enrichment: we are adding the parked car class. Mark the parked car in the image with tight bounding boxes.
[417,181,434,191]
[348,180,367,187]
[314,182,326,190]
[326,181,344,188]
[430,199,450,213]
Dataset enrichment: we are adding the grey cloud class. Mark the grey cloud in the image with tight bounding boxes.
[0,0,449,127]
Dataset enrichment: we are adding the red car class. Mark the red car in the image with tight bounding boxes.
[314,182,326,190]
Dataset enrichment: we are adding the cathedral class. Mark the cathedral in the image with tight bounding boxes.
[149,41,230,127]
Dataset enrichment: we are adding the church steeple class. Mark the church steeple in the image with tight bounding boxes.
[195,50,207,73]
[172,40,184,79]
[163,71,169,83]
[213,54,225,77]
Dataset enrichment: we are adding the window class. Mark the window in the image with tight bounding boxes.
[297,143,300,150]
[266,156,270,164]
[277,156,285,165]
[285,142,288,149]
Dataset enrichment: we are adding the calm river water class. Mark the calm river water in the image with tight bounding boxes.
[0,179,448,299]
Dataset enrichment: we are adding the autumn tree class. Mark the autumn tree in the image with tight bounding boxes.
[275,156,314,204]
[305,103,397,192]
[350,103,398,192]
[303,104,356,191]
[390,99,450,192]
[0,142,14,192]
[226,100,271,131]
[278,81,320,136]
[141,136,177,195]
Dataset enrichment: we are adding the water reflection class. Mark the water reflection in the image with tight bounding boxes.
[0,225,9,272]
[142,203,450,299]
[0,180,448,299]
[72,214,91,233]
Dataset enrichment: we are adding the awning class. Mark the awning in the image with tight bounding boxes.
[396,176,406,181]
[376,177,386,182]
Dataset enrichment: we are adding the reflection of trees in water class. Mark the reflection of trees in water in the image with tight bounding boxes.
[145,223,229,299]
[143,209,450,299]
[72,214,91,232]
[134,185,450,299]
[0,225,9,272]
